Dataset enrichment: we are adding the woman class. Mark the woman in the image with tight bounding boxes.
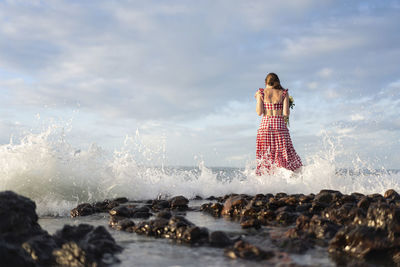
[255,73,302,175]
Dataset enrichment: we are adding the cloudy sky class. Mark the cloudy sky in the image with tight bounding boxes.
[0,0,399,168]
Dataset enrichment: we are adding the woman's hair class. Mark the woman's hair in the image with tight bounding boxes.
[265,73,283,90]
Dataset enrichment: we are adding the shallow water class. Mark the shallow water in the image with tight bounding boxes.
[39,200,336,267]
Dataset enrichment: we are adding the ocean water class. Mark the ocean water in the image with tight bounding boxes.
[1,122,399,266]
[0,123,398,216]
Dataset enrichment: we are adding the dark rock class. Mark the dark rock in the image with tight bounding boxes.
[151,200,170,211]
[275,192,288,198]
[169,196,189,210]
[240,218,261,229]
[22,233,58,265]
[193,195,203,200]
[329,226,393,260]
[314,192,334,205]
[131,212,151,219]
[53,224,122,266]
[110,219,135,232]
[156,210,172,220]
[109,205,132,217]
[276,212,297,226]
[222,195,248,216]
[113,197,129,203]
[70,203,96,218]
[200,202,224,217]
[0,191,39,235]
[209,231,233,247]
[0,241,36,267]
[308,215,339,239]
[225,240,274,261]
[384,189,400,201]
[357,197,371,211]
[181,226,209,244]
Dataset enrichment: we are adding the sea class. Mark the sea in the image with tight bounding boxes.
[1,123,399,266]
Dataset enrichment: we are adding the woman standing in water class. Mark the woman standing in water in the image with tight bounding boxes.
[255,73,302,175]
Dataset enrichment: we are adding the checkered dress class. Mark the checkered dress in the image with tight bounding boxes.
[256,88,303,175]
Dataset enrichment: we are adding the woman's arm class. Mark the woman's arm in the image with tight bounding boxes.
[255,91,264,116]
[283,92,290,117]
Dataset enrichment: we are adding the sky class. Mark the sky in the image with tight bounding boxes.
[0,0,399,168]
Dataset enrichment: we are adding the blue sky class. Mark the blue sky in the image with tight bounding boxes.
[0,0,399,168]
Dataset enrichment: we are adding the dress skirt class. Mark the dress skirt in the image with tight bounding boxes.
[256,115,302,175]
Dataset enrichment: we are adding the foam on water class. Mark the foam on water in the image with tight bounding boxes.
[0,123,399,217]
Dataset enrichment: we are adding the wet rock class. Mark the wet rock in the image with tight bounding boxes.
[181,226,209,244]
[156,210,172,220]
[113,197,129,204]
[308,215,339,239]
[321,203,356,225]
[275,192,288,198]
[1,191,123,266]
[276,211,297,226]
[151,200,170,211]
[209,231,233,247]
[200,202,224,217]
[169,196,189,210]
[329,226,393,260]
[70,203,97,218]
[22,233,58,265]
[0,191,39,235]
[93,199,120,213]
[357,196,371,211]
[314,192,334,205]
[110,218,135,232]
[384,189,400,201]
[258,210,276,222]
[53,224,122,266]
[222,195,248,216]
[225,240,274,261]
[309,201,329,214]
[0,241,36,267]
[240,218,261,229]
[193,195,203,200]
[109,205,132,217]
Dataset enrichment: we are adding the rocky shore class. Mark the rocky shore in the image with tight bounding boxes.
[2,189,400,266]
[0,191,122,267]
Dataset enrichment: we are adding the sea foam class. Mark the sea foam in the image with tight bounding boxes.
[0,122,399,217]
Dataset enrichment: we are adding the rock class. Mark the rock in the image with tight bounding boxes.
[70,203,97,218]
[308,215,339,239]
[221,195,248,216]
[209,231,233,247]
[22,233,58,265]
[357,197,371,211]
[200,202,223,217]
[384,189,400,201]
[156,210,172,220]
[329,226,393,260]
[240,218,261,229]
[113,197,129,203]
[276,211,297,226]
[109,219,135,232]
[169,196,189,210]
[0,191,39,235]
[0,240,36,267]
[314,192,334,205]
[53,224,122,265]
[109,205,132,217]
[181,226,209,244]
[151,200,170,211]
[225,240,274,261]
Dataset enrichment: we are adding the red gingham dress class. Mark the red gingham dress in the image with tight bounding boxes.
[256,88,302,175]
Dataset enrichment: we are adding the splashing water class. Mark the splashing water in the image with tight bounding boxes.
[0,122,399,216]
